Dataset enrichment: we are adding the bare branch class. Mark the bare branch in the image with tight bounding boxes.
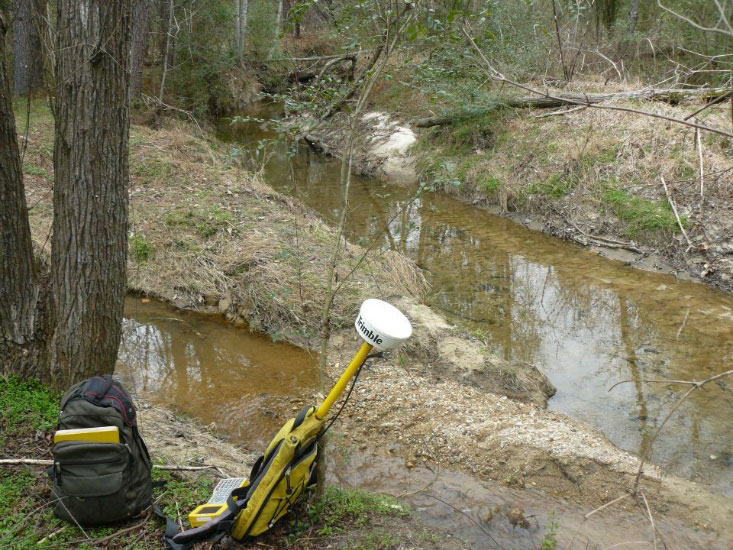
[657,0,733,38]
[461,24,733,139]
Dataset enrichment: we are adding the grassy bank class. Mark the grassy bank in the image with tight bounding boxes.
[18,99,426,348]
[361,54,733,289]
[0,376,440,549]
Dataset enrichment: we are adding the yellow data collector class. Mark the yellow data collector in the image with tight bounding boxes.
[53,426,120,444]
[189,478,249,527]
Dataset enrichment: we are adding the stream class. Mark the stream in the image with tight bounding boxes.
[114,104,731,546]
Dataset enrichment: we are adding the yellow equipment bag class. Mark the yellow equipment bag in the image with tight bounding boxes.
[170,405,323,548]
[231,405,321,538]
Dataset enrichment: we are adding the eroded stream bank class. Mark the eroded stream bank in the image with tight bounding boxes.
[219,109,733,497]
[117,298,732,549]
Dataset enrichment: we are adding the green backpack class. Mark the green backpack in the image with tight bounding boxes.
[49,375,153,525]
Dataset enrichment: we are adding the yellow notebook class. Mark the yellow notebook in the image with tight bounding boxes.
[53,426,120,444]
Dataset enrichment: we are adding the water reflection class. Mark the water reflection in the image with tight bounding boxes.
[116,298,317,449]
[219,111,733,494]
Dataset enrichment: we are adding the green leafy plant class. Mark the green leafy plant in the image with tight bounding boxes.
[541,514,558,550]
[130,234,152,262]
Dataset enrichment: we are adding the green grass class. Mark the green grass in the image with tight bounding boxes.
[22,162,48,177]
[602,186,685,237]
[129,234,153,262]
[531,172,579,199]
[164,205,233,238]
[310,486,408,530]
[0,377,59,445]
[481,176,501,194]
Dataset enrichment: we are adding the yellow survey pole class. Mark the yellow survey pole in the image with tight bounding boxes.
[315,341,372,420]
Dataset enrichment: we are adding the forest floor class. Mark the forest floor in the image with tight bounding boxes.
[8,98,733,548]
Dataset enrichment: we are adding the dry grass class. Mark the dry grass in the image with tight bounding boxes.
[20,103,427,347]
[419,92,733,251]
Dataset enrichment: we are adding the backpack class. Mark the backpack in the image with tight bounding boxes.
[171,405,321,547]
[49,375,153,525]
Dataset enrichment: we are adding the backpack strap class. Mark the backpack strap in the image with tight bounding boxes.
[291,406,313,431]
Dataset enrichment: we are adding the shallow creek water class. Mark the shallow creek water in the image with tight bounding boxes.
[215,106,732,497]
[115,103,732,542]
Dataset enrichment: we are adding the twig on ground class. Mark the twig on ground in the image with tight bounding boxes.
[533,106,586,118]
[660,177,692,249]
[88,515,150,545]
[570,221,642,254]
[36,526,66,545]
[0,458,228,475]
[0,498,60,545]
[601,542,652,549]
[583,493,630,519]
[639,492,658,550]
[695,127,704,198]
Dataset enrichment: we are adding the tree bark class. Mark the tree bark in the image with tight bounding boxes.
[50,0,132,388]
[12,0,45,95]
[0,10,48,379]
[130,0,149,98]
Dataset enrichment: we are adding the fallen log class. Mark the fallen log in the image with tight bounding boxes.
[414,87,730,127]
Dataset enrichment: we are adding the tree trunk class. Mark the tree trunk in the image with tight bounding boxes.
[234,0,241,51]
[234,0,249,56]
[50,0,132,388]
[627,0,640,34]
[0,10,48,379]
[12,0,45,95]
[130,0,149,98]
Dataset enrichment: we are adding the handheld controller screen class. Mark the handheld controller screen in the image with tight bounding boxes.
[188,477,249,527]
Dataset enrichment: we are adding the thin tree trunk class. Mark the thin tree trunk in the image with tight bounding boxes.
[159,0,174,105]
[240,0,249,49]
[51,0,132,388]
[130,0,149,98]
[234,0,241,52]
[0,10,48,379]
[234,0,249,57]
[12,0,45,95]
[627,0,640,34]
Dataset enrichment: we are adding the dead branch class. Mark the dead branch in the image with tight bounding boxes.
[657,0,733,38]
[533,106,586,118]
[584,493,630,519]
[460,24,733,139]
[696,127,704,198]
[415,87,728,127]
[0,458,227,474]
[570,221,643,254]
[660,177,692,249]
[608,368,733,493]
[684,90,732,120]
[639,492,658,550]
